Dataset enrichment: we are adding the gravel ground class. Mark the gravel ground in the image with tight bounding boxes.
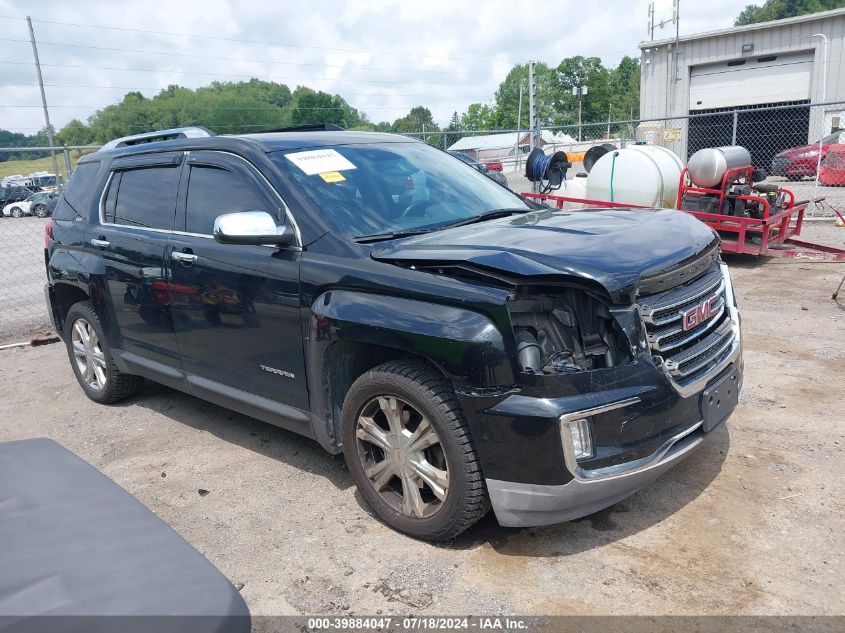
[1,254,842,618]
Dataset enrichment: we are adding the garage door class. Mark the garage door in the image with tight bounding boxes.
[690,51,814,111]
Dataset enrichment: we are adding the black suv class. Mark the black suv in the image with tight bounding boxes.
[45,126,742,540]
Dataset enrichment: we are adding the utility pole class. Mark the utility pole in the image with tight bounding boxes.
[812,32,829,199]
[572,83,587,142]
[528,60,540,192]
[515,83,524,171]
[673,0,681,84]
[647,1,678,44]
[26,16,60,181]
[648,3,655,41]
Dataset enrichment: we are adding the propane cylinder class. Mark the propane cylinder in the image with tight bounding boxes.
[585,145,684,208]
[687,146,752,188]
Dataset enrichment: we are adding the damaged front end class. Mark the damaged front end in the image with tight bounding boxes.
[508,287,640,375]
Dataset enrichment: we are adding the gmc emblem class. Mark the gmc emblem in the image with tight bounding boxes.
[681,295,720,331]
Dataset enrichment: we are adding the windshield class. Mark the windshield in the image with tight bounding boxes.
[270,142,528,238]
[822,131,844,144]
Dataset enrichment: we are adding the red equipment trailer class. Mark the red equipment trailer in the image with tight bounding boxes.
[523,168,845,261]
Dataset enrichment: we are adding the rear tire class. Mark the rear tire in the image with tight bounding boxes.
[65,301,143,404]
[341,359,489,541]
[33,204,48,218]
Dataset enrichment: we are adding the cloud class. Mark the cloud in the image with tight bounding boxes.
[0,0,742,134]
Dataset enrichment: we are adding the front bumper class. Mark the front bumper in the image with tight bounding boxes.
[487,415,717,527]
[462,263,743,528]
[771,157,815,177]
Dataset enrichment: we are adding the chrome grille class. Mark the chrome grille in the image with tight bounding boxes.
[638,262,740,396]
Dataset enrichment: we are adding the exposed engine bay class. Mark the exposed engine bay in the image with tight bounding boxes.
[508,289,632,374]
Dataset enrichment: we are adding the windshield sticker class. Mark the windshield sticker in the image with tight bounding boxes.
[285,149,357,175]
[319,171,346,183]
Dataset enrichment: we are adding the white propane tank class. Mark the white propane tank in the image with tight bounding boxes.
[585,145,684,208]
[562,173,589,207]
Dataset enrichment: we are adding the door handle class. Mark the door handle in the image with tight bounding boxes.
[171,251,198,264]
[90,238,110,248]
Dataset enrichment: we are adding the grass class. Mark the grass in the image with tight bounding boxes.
[0,153,81,180]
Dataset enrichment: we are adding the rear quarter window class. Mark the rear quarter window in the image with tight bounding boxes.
[54,161,101,220]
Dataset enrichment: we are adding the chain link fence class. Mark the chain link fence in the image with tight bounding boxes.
[409,101,845,214]
[2,103,844,340]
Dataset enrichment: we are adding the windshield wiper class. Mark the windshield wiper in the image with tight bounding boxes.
[353,228,435,244]
[440,208,531,230]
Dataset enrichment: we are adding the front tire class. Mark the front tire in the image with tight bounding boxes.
[65,301,143,404]
[10,207,22,218]
[341,359,489,540]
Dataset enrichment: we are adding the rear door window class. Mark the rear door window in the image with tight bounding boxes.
[111,166,181,230]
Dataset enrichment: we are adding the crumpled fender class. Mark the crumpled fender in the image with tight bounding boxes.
[308,290,515,389]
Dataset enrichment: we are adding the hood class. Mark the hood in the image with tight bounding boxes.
[371,208,718,304]
[776,144,824,159]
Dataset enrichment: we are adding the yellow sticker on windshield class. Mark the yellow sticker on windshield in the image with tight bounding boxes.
[319,171,346,183]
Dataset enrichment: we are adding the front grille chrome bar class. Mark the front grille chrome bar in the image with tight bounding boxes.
[638,262,741,398]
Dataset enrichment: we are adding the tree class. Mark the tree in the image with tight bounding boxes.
[290,87,364,128]
[459,103,497,130]
[444,111,462,147]
[609,56,641,121]
[57,119,96,146]
[735,0,845,25]
[554,56,612,131]
[391,106,440,143]
[491,62,560,128]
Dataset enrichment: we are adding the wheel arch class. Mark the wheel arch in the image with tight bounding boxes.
[307,289,515,452]
[51,282,90,335]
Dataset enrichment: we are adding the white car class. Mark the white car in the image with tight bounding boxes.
[2,191,58,218]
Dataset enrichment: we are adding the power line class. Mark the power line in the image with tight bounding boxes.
[0,15,492,64]
[0,104,423,111]
[0,37,491,77]
[0,59,490,86]
[0,83,472,98]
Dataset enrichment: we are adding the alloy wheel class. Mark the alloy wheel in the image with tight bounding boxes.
[355,395,449,519]
[71,318,107,391]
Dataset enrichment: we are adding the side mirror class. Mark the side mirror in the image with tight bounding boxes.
[213,211,294,247]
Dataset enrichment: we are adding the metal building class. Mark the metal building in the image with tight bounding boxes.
[638,8,845,164]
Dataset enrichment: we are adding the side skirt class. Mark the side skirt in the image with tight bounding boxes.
[115,351,335,451]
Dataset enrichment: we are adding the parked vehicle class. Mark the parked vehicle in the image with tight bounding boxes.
[0,186,39,214]
[818,145,845,185]
[29,171,61,190]
[2,190,59,218]
[770,130,845,180]
[485,160,504,172]
[45,126,742,541]
[448,151,508,187]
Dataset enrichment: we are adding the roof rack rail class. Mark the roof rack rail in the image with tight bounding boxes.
[99,126,215,151]
[250,124,346,133]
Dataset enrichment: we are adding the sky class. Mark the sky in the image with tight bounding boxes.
[0,0,747,135]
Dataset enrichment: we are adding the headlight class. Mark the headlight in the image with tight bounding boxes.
[508,289,633,374]
[794,150,818,159]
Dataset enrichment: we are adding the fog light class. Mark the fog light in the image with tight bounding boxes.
[564,418,594,460]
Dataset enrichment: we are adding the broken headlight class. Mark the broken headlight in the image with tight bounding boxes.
[508,289,632,374]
